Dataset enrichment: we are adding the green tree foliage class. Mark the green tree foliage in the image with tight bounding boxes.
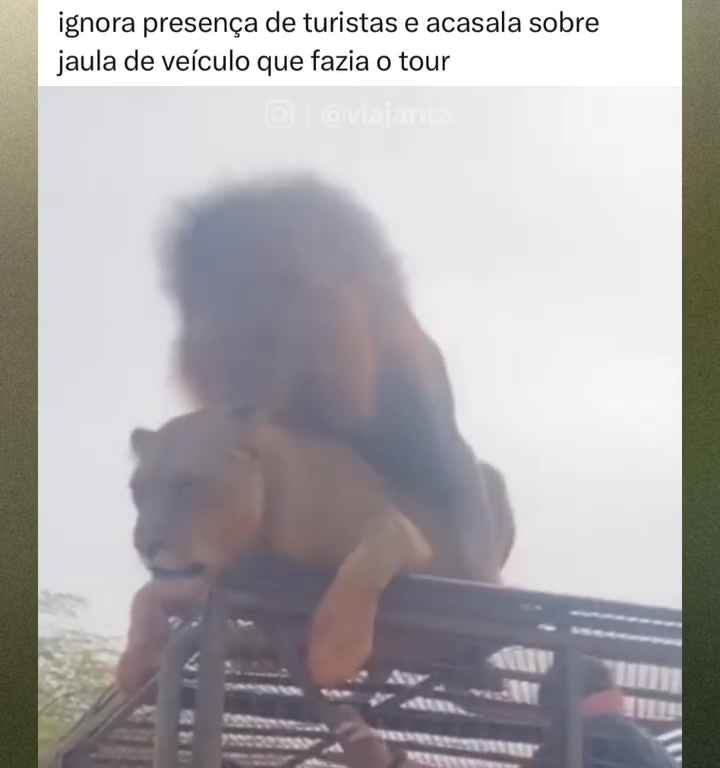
[38,590,120,754]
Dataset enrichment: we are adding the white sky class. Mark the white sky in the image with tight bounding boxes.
[39,87,681,635]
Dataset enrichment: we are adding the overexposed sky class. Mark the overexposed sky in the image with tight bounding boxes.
[39,87,681,635]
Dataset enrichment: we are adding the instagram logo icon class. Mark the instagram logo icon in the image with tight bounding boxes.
[264,100,296,127]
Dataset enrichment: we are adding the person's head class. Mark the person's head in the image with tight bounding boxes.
[538,655,616,713]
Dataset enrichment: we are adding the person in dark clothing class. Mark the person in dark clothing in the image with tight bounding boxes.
[531,655,677,768]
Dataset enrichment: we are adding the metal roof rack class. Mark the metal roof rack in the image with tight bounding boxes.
[46,555,682,768]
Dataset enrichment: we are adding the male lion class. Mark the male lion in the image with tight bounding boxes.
[164,174,477,509]
[116,407,515,693]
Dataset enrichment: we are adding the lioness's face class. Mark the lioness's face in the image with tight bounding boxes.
[129,408,264,577]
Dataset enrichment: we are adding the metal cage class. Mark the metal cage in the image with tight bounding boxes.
[49,556,682,768]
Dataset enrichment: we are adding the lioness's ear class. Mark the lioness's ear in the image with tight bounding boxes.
[130,428,156,459]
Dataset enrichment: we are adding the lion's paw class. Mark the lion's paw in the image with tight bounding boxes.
[307,585,379,688]
[115,644,162,696]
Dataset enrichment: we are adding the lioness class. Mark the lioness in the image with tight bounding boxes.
[117,407,515,692]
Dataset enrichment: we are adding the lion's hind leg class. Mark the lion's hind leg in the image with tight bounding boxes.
[307,511,433,688]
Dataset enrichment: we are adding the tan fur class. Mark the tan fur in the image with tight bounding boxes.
[118,408,515,692]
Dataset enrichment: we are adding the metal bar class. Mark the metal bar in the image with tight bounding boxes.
[101,737,537,766]
[185,671,501,699]
[563,613,682,640]
[176,685,543,742]
[372,611,682,668]
[379,613,682,668]
[127,710,680,739]
[473,667,683,704]
[220,556,682,625]
[560,647,584,768]
[153,623,201,768]
[227,597,682,669]
[191,591,228,768]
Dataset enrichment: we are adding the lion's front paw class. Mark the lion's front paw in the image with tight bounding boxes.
[307,585,379,688]
[115,644,162,696]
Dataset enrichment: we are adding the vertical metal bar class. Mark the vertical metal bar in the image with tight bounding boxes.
[191,590,228,768]
[561,646,584,768]
[154,624,201,768]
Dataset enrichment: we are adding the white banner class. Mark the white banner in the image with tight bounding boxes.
[39,0,680,87]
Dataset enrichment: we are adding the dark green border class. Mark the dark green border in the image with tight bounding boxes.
[684,1,720,765]
[0,1,714,764]
[0,1,37,765]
